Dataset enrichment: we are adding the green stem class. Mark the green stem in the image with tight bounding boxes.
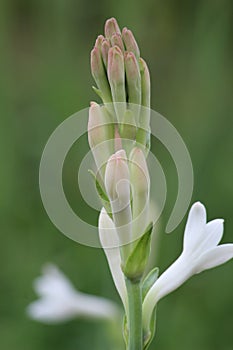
[126,278,143,350]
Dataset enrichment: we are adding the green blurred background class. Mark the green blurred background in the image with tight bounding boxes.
[1,0,233,349]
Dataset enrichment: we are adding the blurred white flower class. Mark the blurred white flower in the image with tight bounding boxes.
[27,264,119,324]
[143,202,233,332]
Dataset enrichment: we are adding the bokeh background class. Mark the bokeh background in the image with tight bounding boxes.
[1,0,233,349]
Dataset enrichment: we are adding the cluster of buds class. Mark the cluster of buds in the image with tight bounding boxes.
[90,17,151,155]
[88,18,152,269]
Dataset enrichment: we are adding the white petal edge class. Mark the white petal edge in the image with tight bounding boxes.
[98,208,127,312]
[33,264,76,298]
[183,202,207,252]
[195,244,233,274]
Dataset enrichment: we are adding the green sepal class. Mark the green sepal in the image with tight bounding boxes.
[122,222,153,282]
[142,268,159,348]
[142,267,159,301]
[143,307,157,350]
[88,169,112,219]
[92,86,104,100]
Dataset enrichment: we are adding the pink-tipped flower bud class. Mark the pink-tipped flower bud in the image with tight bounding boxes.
[107,46,126,123]
[105,150,129,202]
[101,39,111,67]
[107,46,125,87]
[125,51,141,107]
[104,18,121,39]
[95,35,105,49]
[136,58,151,148]
[91,47,112,103]
[105,150,132,255]
[129,147,150,239]
[122,27,140,59]
[110,33,125,53]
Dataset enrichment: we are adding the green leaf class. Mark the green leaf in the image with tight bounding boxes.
[88,169,112,218]
[122,222,153,282]
[142,267,159,301]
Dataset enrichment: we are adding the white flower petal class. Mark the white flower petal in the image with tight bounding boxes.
[72,293,119,319]
[26,298,78,323]
[197,219,224,253]
[142,202,231,335]
[98,208,127,312]
[142,253,192,332]
[183,202,206,252]
[27,264,119,324]
[195,244,233,273]
[33,264,76,298]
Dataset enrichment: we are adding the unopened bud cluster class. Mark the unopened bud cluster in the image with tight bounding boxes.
[90,18,151,153]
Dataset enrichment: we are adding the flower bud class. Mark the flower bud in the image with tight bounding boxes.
[107,46,126,123]
[95,35,105,49]
[91,47,112,103]
[122,27,140,59]
[136,58,151,148]
[110,33,125,53]
[139,58,150,109]
[122,223,153,281]
[105,150,130,202]
[104,17,121,39]
[101,39,110,67]
[88,102,114,178]
[125,52,141,123]
[105,150,132,257]
[129,147,150,238]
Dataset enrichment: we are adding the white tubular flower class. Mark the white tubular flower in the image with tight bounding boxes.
[27,264,119,324]
[105,150,132,253]
[98,207,128,313]
[143,202,233,333]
